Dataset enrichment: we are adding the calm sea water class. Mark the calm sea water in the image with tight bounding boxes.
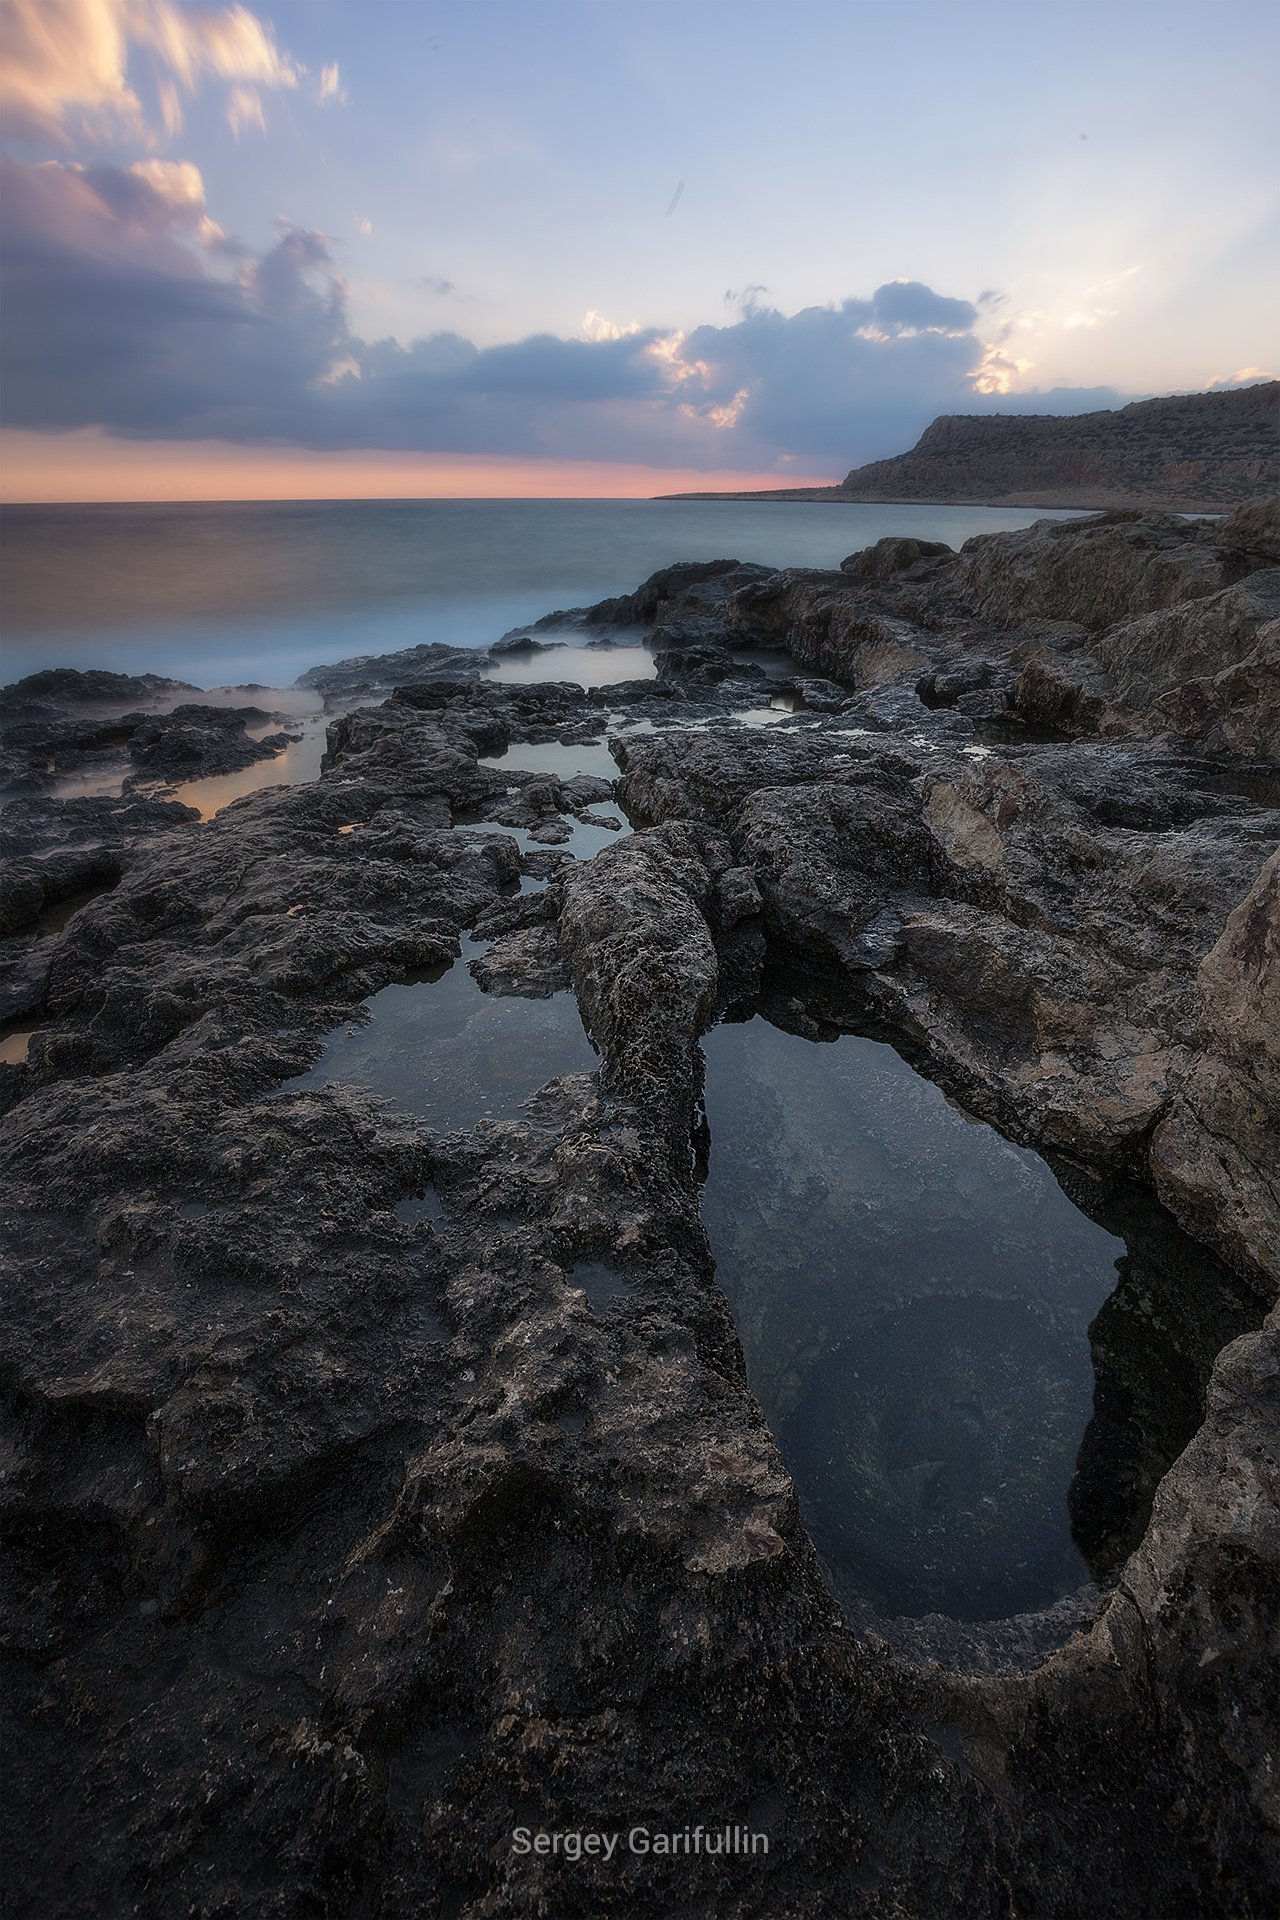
[0,498,1076,688]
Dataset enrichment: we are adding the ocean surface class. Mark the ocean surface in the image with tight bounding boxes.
[0,498,1079,689]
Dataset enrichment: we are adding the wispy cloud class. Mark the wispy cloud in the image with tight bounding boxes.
[0,0,317,145]
[316,61,345,106]
[225,81,265,139]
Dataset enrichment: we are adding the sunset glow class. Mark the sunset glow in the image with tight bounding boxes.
[2,1,1274,502]
[0,429,834,504]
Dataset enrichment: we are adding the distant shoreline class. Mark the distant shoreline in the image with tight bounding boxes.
[650,487,1231,513]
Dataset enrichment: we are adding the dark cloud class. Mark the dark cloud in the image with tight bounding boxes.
[677,295,986,460]
[414,274,455,295]
[0,159,342,438]
[452,331,665,402]
[0,158,1126,471]
[866,280,978,334]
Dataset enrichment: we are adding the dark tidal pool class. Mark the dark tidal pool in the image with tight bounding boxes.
[698,1011,1246,1632]
[277,944,597,1130]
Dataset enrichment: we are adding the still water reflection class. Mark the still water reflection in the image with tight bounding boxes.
[276,945,596,1130]
[699,1014,1126,1624]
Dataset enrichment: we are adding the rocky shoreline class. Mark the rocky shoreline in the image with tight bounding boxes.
[2,505,1277,1917]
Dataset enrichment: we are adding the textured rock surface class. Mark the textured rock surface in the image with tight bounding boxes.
[837,383,1280,509]
[0,683,295,799]
[1150,850,1280,1278]
[547,502,1280,758]
[3,509,1278,1917]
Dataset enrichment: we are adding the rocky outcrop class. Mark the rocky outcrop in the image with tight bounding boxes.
[957,509,1226,628]
[2,509,1278,1918]
[0,687,295,799]
[1150,850,1280,1277]
[548,502,1280,760]
[1,667,196,712]
[837,383,1279,509]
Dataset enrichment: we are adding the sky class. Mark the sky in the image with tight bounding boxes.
[0,0,1276,501]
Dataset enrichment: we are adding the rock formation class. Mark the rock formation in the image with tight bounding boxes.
[660,381,1280,511]
[839,382,1280,509]
[1,504,1277,1918]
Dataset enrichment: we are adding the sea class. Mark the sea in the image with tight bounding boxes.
[0,498,1079,689]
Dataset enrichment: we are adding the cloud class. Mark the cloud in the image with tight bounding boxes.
[0,0,309,146]
[0,157,1130,471]
[0,157,341,435]
[580,310,642,343]
[225,82,264,138]
[316,61,345,105]
[864,280,978,335]
[1205,366,1277,390]
[669,286,990,458]
[415,274,455,296]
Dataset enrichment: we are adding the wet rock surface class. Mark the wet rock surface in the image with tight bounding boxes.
[2,508,1278,1918]
[0,675,301,802]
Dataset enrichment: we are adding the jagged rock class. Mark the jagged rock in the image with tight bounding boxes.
[297,639,492,698]
[3,525,1278,1919]
[1,666,195,712]
[839,534,954,580]
[489,632,566,656]
[558,507,1280,760]
[654,643,764,686]
[839,383,1280,509]
[124,703,292,778]
[1150,849,1280,1277]
[0,683,297,799]
[1153,618,1280,760]
[959,510,1224,629]
[1093,569,1280,703]
[1218,495,1280,568]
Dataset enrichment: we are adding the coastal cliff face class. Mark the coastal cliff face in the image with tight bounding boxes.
[2,504,1278,1918]
[839,382,1280,510]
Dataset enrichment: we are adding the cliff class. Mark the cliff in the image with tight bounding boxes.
[658,381,1280,512]
[839,382,1279,510]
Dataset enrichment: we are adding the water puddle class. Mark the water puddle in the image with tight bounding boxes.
[698,1012,1200,1633]
[175,1199,226,1221]
[481,737,619,783]
[276,945,596,1130]
[566,1260,634,1314]
[459,805,630,872]
[44,703,333,817]
[395,1189,447,1228]
[0,1025,36,1066]
[165,714,331,820]
[735,696,805,727]
[489,641,655,688]
[48,764,134,804]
